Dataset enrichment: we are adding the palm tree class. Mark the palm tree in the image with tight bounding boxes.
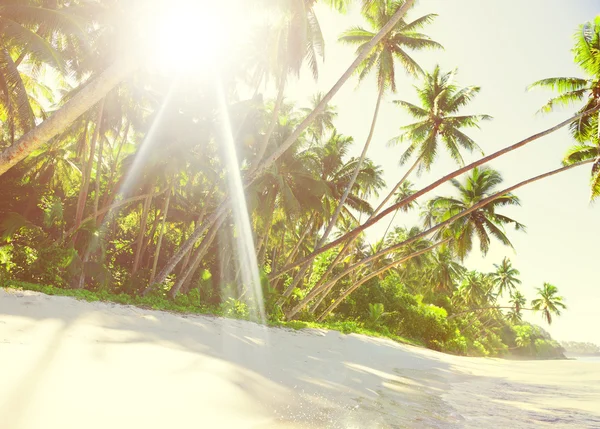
[377,66,491,214]
[428,167,525,260]
[491,257,521,297]
[456,271,494,307]
[424,245,465,296]
[509,290,527,314]
[531,282,567,325]
[250,0,327,169]
[529,17,600,199]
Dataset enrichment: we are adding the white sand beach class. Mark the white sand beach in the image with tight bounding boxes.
[1,288,599,429]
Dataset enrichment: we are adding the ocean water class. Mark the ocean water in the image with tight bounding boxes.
[575,355,600,362]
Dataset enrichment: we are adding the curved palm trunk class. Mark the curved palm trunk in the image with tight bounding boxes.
[270,108,600,280]
[132,194,152,275]
[278,86,385,305]
[307,159,594,316]
[321,85,385,244]
[316,239,449,322]
[155,0,417,284]
[149,186,172,284]
[0,58,137,176]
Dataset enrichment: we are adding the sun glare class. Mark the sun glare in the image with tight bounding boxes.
[143,0,240,73]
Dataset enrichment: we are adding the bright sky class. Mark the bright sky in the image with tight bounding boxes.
[285,0,599,344]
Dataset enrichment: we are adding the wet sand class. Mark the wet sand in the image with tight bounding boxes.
[1,288,599,428]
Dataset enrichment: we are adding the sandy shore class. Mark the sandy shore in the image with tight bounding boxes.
[1,288,599,429]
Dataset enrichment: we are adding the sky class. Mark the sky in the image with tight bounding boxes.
[283,0,599,344]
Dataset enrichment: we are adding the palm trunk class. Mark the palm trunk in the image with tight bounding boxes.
[168,213,227,299]
[270,109,599,280]
[278,87,385,306]
[153,202,230,285]
[132,194,152,275]
[154,1,418,284]
[149,186,172,284]
[93,135,106,219]
[140,207,161,269]
[316,240,449,322]
[74,99,105,234]
[256,197,276,266]
[0,57,137,176]
[101,121,129,215]
[322,85,384,243]
[302,159,594,319]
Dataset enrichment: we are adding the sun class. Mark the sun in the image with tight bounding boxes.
[141,0,243,74]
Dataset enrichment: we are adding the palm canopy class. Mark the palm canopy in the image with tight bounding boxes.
[456,270,494,307]
[528,17,600,141]
[426,167,525,260]
[390,66,491,170]
[562,142,600,200]
[529,17,600,200]
[0,0,88,145]
[531,283,567,325]
[490,257,521,297]
[338,0,441,92]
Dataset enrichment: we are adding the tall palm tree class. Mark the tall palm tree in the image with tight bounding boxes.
[378,66,491,213]
[529,17,600,199]
[428,167,525,260]
[531,282,567,325]
[491,257,521,297]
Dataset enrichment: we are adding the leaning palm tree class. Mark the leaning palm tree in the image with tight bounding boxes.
[377,66,491,214]
[529,17,600,199]
[490,257,521,297]
[428,167,526,260]
[531,283,567,325]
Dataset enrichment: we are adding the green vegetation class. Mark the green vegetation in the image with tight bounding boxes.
[1,1,597,359]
